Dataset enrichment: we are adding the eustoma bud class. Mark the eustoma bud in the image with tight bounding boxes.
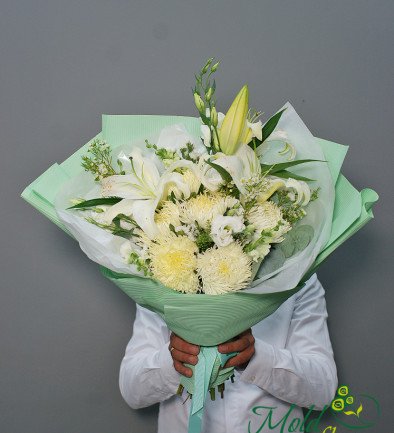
[205,87,213,102]
[210,106,218,127]
[201,57,214,74]
[211,62,219,72]
[194,93,205,114]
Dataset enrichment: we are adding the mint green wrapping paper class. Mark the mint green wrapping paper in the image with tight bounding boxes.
[21,115,378,433]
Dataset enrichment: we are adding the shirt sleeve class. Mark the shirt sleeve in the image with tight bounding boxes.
[240,274,338,410]
[119,304,181,409]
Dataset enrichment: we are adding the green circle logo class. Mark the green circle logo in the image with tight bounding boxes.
[338,385,349,397]
[331,398,345,412]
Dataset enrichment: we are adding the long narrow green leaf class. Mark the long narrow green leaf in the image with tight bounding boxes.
[68,197,122,210]
[261,159,324,174]
[272,170,315,182]
[261,108,286,143]
[206,160,233,183]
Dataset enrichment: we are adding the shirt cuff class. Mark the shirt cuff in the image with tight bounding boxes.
[239,338,275,388]
[156,341,182,394]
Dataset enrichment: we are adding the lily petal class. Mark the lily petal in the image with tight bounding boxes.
[129,199,159,238]
[99,199,135,225]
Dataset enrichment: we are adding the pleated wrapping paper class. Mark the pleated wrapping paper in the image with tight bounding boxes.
[21,113,378,433]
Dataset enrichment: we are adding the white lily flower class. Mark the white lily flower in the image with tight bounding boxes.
[99,148,191,238]
[213,144,262,195]
[284,178,311,206]
[246,120,263,141]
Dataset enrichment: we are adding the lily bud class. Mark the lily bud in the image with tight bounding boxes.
[218,84,249,155]
[210,107,218,127]
[205,87,213,102]
[194,93,205,113]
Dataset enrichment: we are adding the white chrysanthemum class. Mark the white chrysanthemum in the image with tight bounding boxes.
[182,169,201,195]
[155,201,181,227]
[247,201,291,242]
[197,243,252,295]
[179,193,223,229]
[149,232,199,293]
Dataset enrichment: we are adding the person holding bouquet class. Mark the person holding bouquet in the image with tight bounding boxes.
[119,272,337,433]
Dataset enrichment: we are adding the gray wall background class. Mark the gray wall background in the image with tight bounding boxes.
[1,1,393,432]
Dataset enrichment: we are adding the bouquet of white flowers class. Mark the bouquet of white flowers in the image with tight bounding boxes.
[22,58,378,433]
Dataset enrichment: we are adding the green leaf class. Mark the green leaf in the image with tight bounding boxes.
[206,160,233,183]
[68,197,122,210]
[261,108,286,143]
[261,159,324,174]
[292,225,314,251]
[257,247,286,275]
[280,225,314,258]
[356,403,363,416]
[343,411,357,416]
[270,170,315,182]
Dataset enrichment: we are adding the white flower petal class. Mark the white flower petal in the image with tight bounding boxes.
[247,120,263,141]
[130,199,159,239]
[200,124,211,147]
[99,199,135,224]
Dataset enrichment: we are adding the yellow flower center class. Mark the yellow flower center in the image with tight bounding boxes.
[218,261,230,275]
[164,251,187,272]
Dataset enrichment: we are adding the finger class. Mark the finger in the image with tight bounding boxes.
[173,360,193,378]
[238,329,255,344]
[170,334,200,356]
[218,336,250,354]
[171,348,198,365]
[224,345,255,368]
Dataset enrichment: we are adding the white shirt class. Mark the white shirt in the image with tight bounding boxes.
[119,273,338,433]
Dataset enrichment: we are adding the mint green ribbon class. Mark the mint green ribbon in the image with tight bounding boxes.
[181,347,235,433]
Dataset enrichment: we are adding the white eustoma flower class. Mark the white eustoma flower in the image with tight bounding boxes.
[210,215,245,247]
[200,124,211,147]
[99,148,190,238]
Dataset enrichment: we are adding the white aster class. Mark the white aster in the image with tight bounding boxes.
[197,243,252,295]
[247,201,291,242]
[149,232,199,293]
[179,193,223,229]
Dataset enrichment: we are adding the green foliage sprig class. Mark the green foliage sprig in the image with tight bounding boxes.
[82,139,123,181]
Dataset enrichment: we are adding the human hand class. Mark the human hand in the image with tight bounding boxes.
[218,329,255,369]
[169,333,200,378]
